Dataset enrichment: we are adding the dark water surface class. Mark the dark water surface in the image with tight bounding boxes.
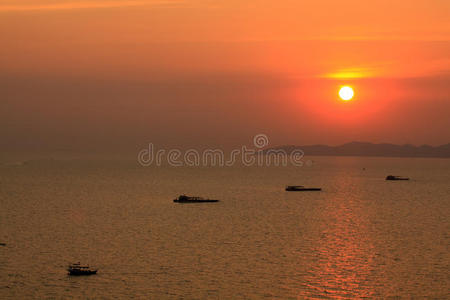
[1,156,449,298]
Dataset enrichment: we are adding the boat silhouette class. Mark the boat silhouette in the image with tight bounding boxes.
[285,186,322,191]
[386,175,410,181]
[174,195,219,203]
[67,263,97,276]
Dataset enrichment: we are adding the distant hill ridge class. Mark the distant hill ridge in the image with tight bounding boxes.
[265,141,450,158]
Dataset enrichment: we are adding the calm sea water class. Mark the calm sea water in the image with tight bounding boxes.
[0,156,449,299]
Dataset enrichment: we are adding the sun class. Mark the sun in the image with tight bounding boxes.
[339,86,354,101]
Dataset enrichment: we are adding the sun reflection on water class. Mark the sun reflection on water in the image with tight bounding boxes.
[303,174,376,299]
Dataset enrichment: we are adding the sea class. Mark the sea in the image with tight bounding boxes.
[0,155,449,299]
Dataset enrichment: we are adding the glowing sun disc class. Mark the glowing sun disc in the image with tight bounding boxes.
[339,86,354,101]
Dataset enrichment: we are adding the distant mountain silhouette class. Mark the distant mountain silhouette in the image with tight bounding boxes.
[265,142,450,158]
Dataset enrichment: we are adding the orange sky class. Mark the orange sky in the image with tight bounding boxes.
[1,0,449,150]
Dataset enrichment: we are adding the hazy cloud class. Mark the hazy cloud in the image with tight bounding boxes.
[0,0,185,12]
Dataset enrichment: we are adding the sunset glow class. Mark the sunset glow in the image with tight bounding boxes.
[0,0,449,148]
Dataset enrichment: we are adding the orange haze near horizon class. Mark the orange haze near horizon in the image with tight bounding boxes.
[1,0,449,151]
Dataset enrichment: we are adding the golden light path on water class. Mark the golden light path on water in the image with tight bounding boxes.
[302,173,375,298]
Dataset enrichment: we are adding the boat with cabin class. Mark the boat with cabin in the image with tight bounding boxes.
[67,263,97,276]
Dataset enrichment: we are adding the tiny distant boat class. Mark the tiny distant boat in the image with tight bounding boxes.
[174,195,219,203]
[67,263,97,276]
[386,175,410,181]
[285,186,322,191]
[0,242,6,246]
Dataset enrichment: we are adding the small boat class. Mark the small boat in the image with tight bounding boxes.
[174,195,219,203]
[386,175,410,181]
[67,263,97,276]
[285,186,322,191]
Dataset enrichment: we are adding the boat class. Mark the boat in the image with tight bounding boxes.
[67,263,97,276]
[173,195,219,203]
[386,175,410,181]
[285,185,322,191]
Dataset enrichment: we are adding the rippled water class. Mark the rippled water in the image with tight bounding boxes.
[0,156,449,298]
